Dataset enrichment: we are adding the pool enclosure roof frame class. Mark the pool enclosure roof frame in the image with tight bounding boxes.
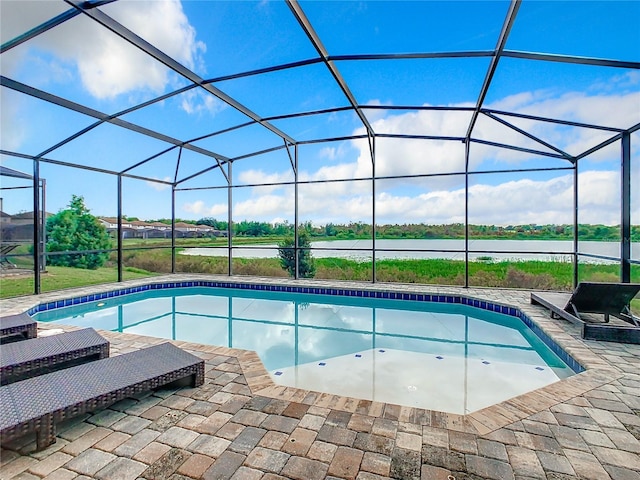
[3,0,639,180]
[0,0,638,292]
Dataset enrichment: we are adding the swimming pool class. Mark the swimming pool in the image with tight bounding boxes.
[33,283,578,414]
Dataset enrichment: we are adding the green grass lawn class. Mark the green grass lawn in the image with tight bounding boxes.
[0,266,155,298]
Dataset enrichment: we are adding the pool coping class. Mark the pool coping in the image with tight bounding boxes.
[1,274,623,436]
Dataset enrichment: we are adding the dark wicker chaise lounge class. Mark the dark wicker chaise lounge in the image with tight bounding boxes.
[531,281,640,344]
[1,328,109,386]
[0,313,37,343]
[0,342,204,450]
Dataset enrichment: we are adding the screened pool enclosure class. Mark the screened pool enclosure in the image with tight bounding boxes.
[1,0,638,295]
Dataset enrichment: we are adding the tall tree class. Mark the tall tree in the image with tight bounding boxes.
[46,195,112,269]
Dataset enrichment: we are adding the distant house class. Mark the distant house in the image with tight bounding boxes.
[10,212,37,226]
[99,217,119,230]
[0,211,11,225]
[97,218,220,239]
[0,211,52,242]
[175,222,201,238]
[98,217,138,239]
[0,211,52,270]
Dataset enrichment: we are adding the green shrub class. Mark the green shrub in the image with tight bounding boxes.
[278,234,316,278]
[45,195,112,269]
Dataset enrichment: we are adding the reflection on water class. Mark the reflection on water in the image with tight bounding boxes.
[36,287,574,413]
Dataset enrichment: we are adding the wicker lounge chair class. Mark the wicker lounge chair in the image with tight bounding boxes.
[1,328,109,386]
[0,313,37,343]
[0,342,204,450]
[531,282,640,344]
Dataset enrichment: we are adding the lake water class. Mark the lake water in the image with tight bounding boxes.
[182,239,637,263]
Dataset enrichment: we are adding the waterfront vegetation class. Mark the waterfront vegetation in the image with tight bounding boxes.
[147,218,640,242]
[125,246,637,290]
[2,237,639,308]
[2,257,638,313]
[2,231,638,313]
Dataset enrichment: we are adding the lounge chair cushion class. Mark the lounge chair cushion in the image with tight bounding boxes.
[1,328,109,385]
[0,313,37,342]
[0,342,204,450]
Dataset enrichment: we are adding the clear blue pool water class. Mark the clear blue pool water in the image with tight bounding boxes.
[35,287,573,413]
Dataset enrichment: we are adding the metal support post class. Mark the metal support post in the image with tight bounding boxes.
[33,159,41,294]
[294,145,299,279]
[573,162,579,287]
[371,135,376,283]
[228,162,233,276]
[621,132,631,283]
[171,186,176,273]
[41,179,47,271]
[464,139,470,288]
[117,175,123,282]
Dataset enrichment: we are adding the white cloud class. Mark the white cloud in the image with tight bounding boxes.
[1,0,210,153]
[303,162,365,182]
[183,200,205,214]
[238,170,294,185]
[0,89,27,151]
[362,99,395,122]
[577,170,623,224]
[299,179,370,201]
[180,89,227,116]
[467,176,574,225]
[2,0,205,100]
[319,146,338,161]
[233,194,294,218]
[180,168,637,227]
[182,200,227,217]
[364,134,466,177]
[146,177,172,191]
[372,170,634,226]
[187,75,637,225]
[173,70,637,225]
[484,87,640,158]
[348,76,640,175]
[374,189,466,224]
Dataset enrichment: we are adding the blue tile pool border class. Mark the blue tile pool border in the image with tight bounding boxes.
[26,280,585,374]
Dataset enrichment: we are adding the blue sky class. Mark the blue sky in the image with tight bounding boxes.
[1,0,639,228]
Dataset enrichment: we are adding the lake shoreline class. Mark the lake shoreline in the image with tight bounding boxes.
[181,238,636,263]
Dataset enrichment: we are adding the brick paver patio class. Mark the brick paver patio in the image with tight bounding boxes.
[1,275,639,479]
